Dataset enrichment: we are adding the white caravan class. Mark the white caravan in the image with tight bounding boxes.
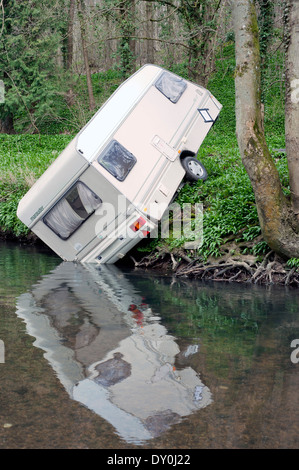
[17,64,222,264]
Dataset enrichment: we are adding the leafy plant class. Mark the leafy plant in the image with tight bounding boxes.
[286,258,299,269]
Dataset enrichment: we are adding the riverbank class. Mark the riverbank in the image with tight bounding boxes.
[129,245,299,287]
[0,131,297,287]
[3,230,298,287]
[0,56,292,285]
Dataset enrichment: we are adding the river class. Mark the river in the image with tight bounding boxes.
[0,241,298,449]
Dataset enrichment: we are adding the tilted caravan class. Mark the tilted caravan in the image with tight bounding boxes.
[17,65,222,264]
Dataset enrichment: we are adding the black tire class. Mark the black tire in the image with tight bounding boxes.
[181,156,208,182]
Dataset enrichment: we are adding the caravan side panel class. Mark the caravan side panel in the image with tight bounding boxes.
[29,165,128,262]
[17,138,88,229]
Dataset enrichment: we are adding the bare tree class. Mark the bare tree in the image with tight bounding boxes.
[67,0,76,70]
[76,0,95,111]
[233,0,299,258]
[118,0,137,76]
[145,1,155,64]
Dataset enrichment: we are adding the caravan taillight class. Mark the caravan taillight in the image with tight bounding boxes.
[130,217,146,232]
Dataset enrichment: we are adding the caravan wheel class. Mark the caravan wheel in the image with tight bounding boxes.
[181,156,208,182]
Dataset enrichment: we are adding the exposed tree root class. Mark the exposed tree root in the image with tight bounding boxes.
[133,248,299,287]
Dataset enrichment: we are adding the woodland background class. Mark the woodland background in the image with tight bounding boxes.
[0,0,285,135]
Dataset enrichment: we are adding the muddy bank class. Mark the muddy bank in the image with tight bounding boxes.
[131,249,299,288]
[0,229,39,245]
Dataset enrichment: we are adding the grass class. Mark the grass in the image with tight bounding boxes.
[0,134,73,236]
[149,131,286,261]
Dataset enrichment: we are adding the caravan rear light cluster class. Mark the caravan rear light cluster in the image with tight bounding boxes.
[130,217,146,232]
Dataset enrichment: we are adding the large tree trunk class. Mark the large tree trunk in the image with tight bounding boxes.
[285,1,299,218]
[233,0,299,258]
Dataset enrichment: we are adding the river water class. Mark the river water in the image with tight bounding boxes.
[0,241,298,449]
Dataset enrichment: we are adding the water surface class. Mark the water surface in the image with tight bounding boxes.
[0,242,298,449]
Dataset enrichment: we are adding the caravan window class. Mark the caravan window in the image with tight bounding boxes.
[98,140,136,182]
[43,182,102,240]
[155,72,187,103]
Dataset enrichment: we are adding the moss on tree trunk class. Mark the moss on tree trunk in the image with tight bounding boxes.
[233,0,299,259]
[285,1,299,217]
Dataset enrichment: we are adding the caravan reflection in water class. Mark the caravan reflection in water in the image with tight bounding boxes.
[16,263,211,443]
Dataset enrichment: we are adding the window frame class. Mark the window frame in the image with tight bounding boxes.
[43,181,102,240]
[155,72,187,104]
[198,108,214,123]
[97,140,137,182]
